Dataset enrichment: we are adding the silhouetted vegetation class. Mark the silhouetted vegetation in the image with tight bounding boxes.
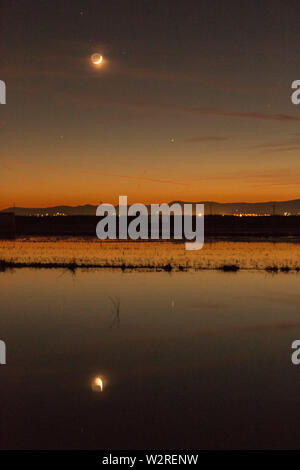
[0,258,299,273]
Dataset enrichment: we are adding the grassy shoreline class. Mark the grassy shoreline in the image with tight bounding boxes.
[1,239,300,272]
[1,258,299,273]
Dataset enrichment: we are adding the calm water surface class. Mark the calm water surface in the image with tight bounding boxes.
[0,268,299,449]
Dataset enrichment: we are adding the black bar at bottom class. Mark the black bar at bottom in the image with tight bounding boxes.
[0,450,298,466]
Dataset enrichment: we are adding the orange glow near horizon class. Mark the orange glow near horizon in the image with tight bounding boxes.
[1,170,299,209]
[2,189,300,210]
[2,139,300,209]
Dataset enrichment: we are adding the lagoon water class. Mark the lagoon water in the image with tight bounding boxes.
[0,265,299,449]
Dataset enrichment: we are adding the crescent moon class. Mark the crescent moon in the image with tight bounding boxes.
[91,54,103,65]
[94,55,103,64]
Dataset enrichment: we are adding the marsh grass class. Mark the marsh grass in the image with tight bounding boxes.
[0,238,300,272]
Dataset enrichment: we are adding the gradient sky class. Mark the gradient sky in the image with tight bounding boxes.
[1,0,300,208]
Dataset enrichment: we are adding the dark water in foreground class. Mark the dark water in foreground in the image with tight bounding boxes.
[0,268,299,449]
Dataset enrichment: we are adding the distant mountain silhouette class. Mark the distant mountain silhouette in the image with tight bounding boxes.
[0,204,98,216]
[1,199,300,216]
[170,199,300,215]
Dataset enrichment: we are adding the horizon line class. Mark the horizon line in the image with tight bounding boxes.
[1,196,300,211]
